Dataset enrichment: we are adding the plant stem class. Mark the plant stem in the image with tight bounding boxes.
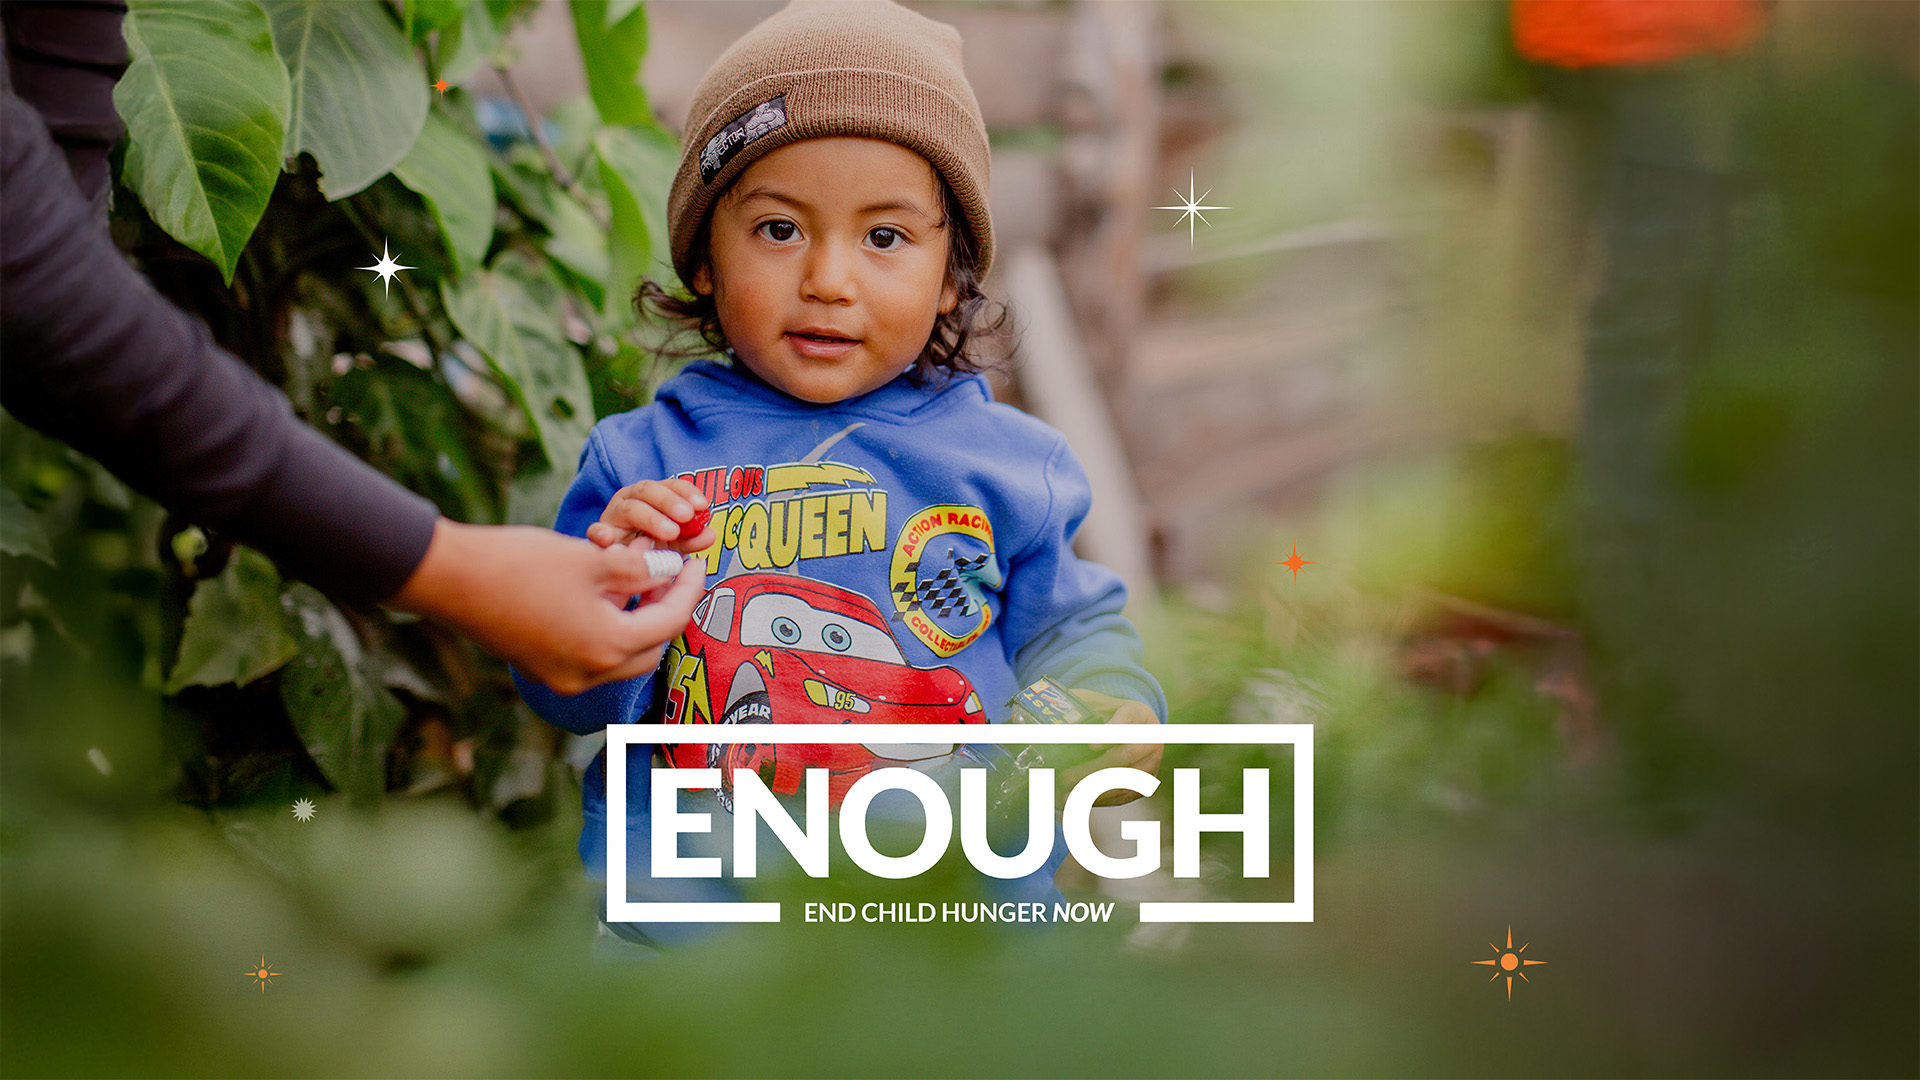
[494,63,610,230]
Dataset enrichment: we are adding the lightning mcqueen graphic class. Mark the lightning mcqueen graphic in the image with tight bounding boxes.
[659,573,985,805]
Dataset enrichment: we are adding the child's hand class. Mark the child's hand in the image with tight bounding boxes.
[1053,688,1163,807]
[585,478,715,553]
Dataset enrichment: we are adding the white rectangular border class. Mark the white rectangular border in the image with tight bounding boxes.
[606,723,1312,924]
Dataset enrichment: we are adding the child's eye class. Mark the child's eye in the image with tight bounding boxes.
[758,220,797,242]
[868,227,901,249]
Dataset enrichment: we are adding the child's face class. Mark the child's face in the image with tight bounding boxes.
[693,137,959,403]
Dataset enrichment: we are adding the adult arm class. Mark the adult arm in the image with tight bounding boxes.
[0,86,437,604]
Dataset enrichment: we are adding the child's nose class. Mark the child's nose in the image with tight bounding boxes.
[800,240,857,304]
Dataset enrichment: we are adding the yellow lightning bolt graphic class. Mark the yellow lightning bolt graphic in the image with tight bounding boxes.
[764,462,875,492]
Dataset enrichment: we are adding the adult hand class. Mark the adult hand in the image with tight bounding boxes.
[391,519,705,694]
[1053,688,1164,807]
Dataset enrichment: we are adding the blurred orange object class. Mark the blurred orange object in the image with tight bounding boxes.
[1512,0,1768,68]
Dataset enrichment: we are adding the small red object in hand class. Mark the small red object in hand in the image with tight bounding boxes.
[683,505,712,538]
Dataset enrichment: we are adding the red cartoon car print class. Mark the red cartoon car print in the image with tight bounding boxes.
[658,572,985,805]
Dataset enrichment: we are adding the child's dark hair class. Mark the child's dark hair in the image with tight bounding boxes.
[635,175,1007,386]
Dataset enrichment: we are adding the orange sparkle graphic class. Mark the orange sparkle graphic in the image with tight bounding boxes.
[431,77,451,96]
[1472,925,1547,999]
[245,956,281,993]
[1274,545,1315,580]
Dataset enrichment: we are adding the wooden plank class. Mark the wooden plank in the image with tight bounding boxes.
[1142,408,1437,523]
[1056,0,1161,382]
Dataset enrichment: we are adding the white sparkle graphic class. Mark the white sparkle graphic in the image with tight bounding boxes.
[1155,172,1230,247]
[357,240,416,296]
[291,798,316,822]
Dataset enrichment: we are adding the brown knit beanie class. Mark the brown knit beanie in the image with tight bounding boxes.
[666,0,994,290]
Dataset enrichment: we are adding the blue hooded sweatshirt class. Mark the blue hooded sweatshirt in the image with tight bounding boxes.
[515,360,1165,941]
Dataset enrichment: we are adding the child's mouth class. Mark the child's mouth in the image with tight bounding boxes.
[786,331,860,358]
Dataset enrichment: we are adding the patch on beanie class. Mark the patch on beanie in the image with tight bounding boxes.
[700,95,788,184]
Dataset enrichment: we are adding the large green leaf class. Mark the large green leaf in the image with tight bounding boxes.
[115,0,289,284]
[392,110,496,269]
[266,0,428,199]
[167,548,298,692]
[0,484,53,564]
[279,584,403,806]
[594,124,679,315]
[570,0,649,126]
[442,266,594,477]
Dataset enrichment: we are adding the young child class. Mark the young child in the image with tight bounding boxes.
[515,0,1165,947]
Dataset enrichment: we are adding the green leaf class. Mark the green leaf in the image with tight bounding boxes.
[167,548,298,692]
[279,584,404,806]
[442,266,595,477]
[0,484,54,564]
[587,339,652,420]
[540,191,610,307]
[594,124,679,315]
[329,357,501,523]
[487,155,550,226]
[570,0,650,126]
[406,0,469,44]
[266,0,429,199]
[438,0,503,83]
[544,95,603,175]
[487,0,535,23]
[114,0,289,284]
[505,467,569,527]
[392,110,496,269]
[284,605,407,810]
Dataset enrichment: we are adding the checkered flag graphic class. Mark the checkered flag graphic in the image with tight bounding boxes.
[893,550,993,618]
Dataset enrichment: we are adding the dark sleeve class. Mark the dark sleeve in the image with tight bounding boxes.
[0,0,129,206]
[0,88,439,606]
